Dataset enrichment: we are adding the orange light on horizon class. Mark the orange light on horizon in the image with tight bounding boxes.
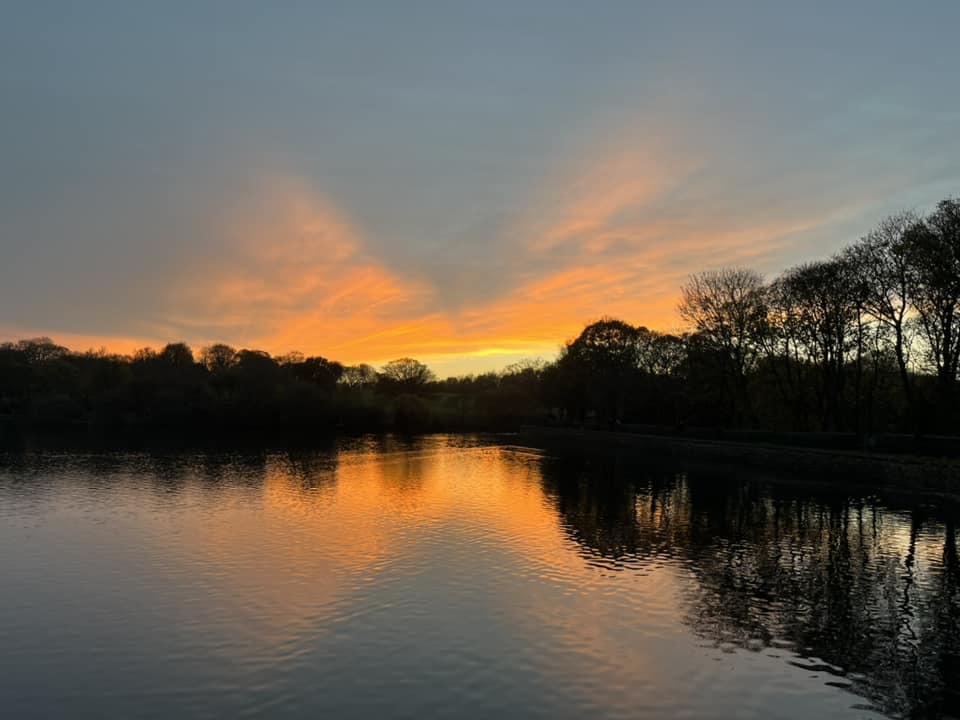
[2,134,850,375]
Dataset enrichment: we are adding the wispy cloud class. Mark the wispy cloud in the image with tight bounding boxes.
[1,120,936,374]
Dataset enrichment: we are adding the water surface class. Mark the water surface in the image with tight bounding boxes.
[1,435,957,718]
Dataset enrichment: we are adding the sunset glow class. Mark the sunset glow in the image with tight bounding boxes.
[3,3,958,376]
[0,166,904,377]
[2,6,959,717]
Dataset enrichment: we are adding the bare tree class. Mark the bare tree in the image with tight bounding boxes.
[762,275,810,428]
[340,363,377,388]
[636,328,686,377]
[776,259,860,430]
[845,212,920,426]
[679,268,767,425]
[908,199,960,402]
[379,358,435,390]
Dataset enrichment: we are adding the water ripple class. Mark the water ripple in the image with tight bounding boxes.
[0,436,956,718]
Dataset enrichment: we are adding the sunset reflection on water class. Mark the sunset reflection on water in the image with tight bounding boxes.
[0,436,956,718]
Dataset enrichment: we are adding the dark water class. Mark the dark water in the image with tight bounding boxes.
[1,435,958,719]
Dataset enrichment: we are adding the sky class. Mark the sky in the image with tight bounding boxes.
[2,1,958,377]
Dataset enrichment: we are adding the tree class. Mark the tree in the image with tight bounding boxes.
[12,337,69,365]
[679,268,767,425]
[557,319,641,423]
[234,349,278,376]
[340,363,377,388]
[159,342,194,368]
[776,259,860,430]
[286,355,344,392]
[566,319,640,371]
[276,351,305,366]
[634,328,687,426]
[908,198,960,420]
[379,358,434,391]
[846,212,921,428]
[503,357,548,376]
[636,327,686,377]
[200,344,238,374]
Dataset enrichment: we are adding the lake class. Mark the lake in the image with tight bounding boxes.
[1,434,957,719]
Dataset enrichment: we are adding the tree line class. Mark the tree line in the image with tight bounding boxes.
[0,338,546,434]
[671,196,960,434]
[539,196,960,437]
[0,197,957,437]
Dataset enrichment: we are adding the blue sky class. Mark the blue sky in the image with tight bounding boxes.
[2,1,958,375]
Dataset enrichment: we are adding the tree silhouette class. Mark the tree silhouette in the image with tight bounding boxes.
[908,198,960,424]
[679,268,767,426]
[379,358,435,392]
[776,259,860,430]
[559,318,640,422]
[845,212,921,429]
[340,364,377,388]
[200,344,238,374]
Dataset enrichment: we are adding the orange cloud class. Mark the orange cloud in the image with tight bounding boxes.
[4,128,861,375]
[150,178,441,357]
[442,128,858,362]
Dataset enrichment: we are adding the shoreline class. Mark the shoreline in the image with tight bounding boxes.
[519,425,960,496]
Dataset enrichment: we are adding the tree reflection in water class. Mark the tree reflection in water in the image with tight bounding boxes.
[538,454,960,718]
